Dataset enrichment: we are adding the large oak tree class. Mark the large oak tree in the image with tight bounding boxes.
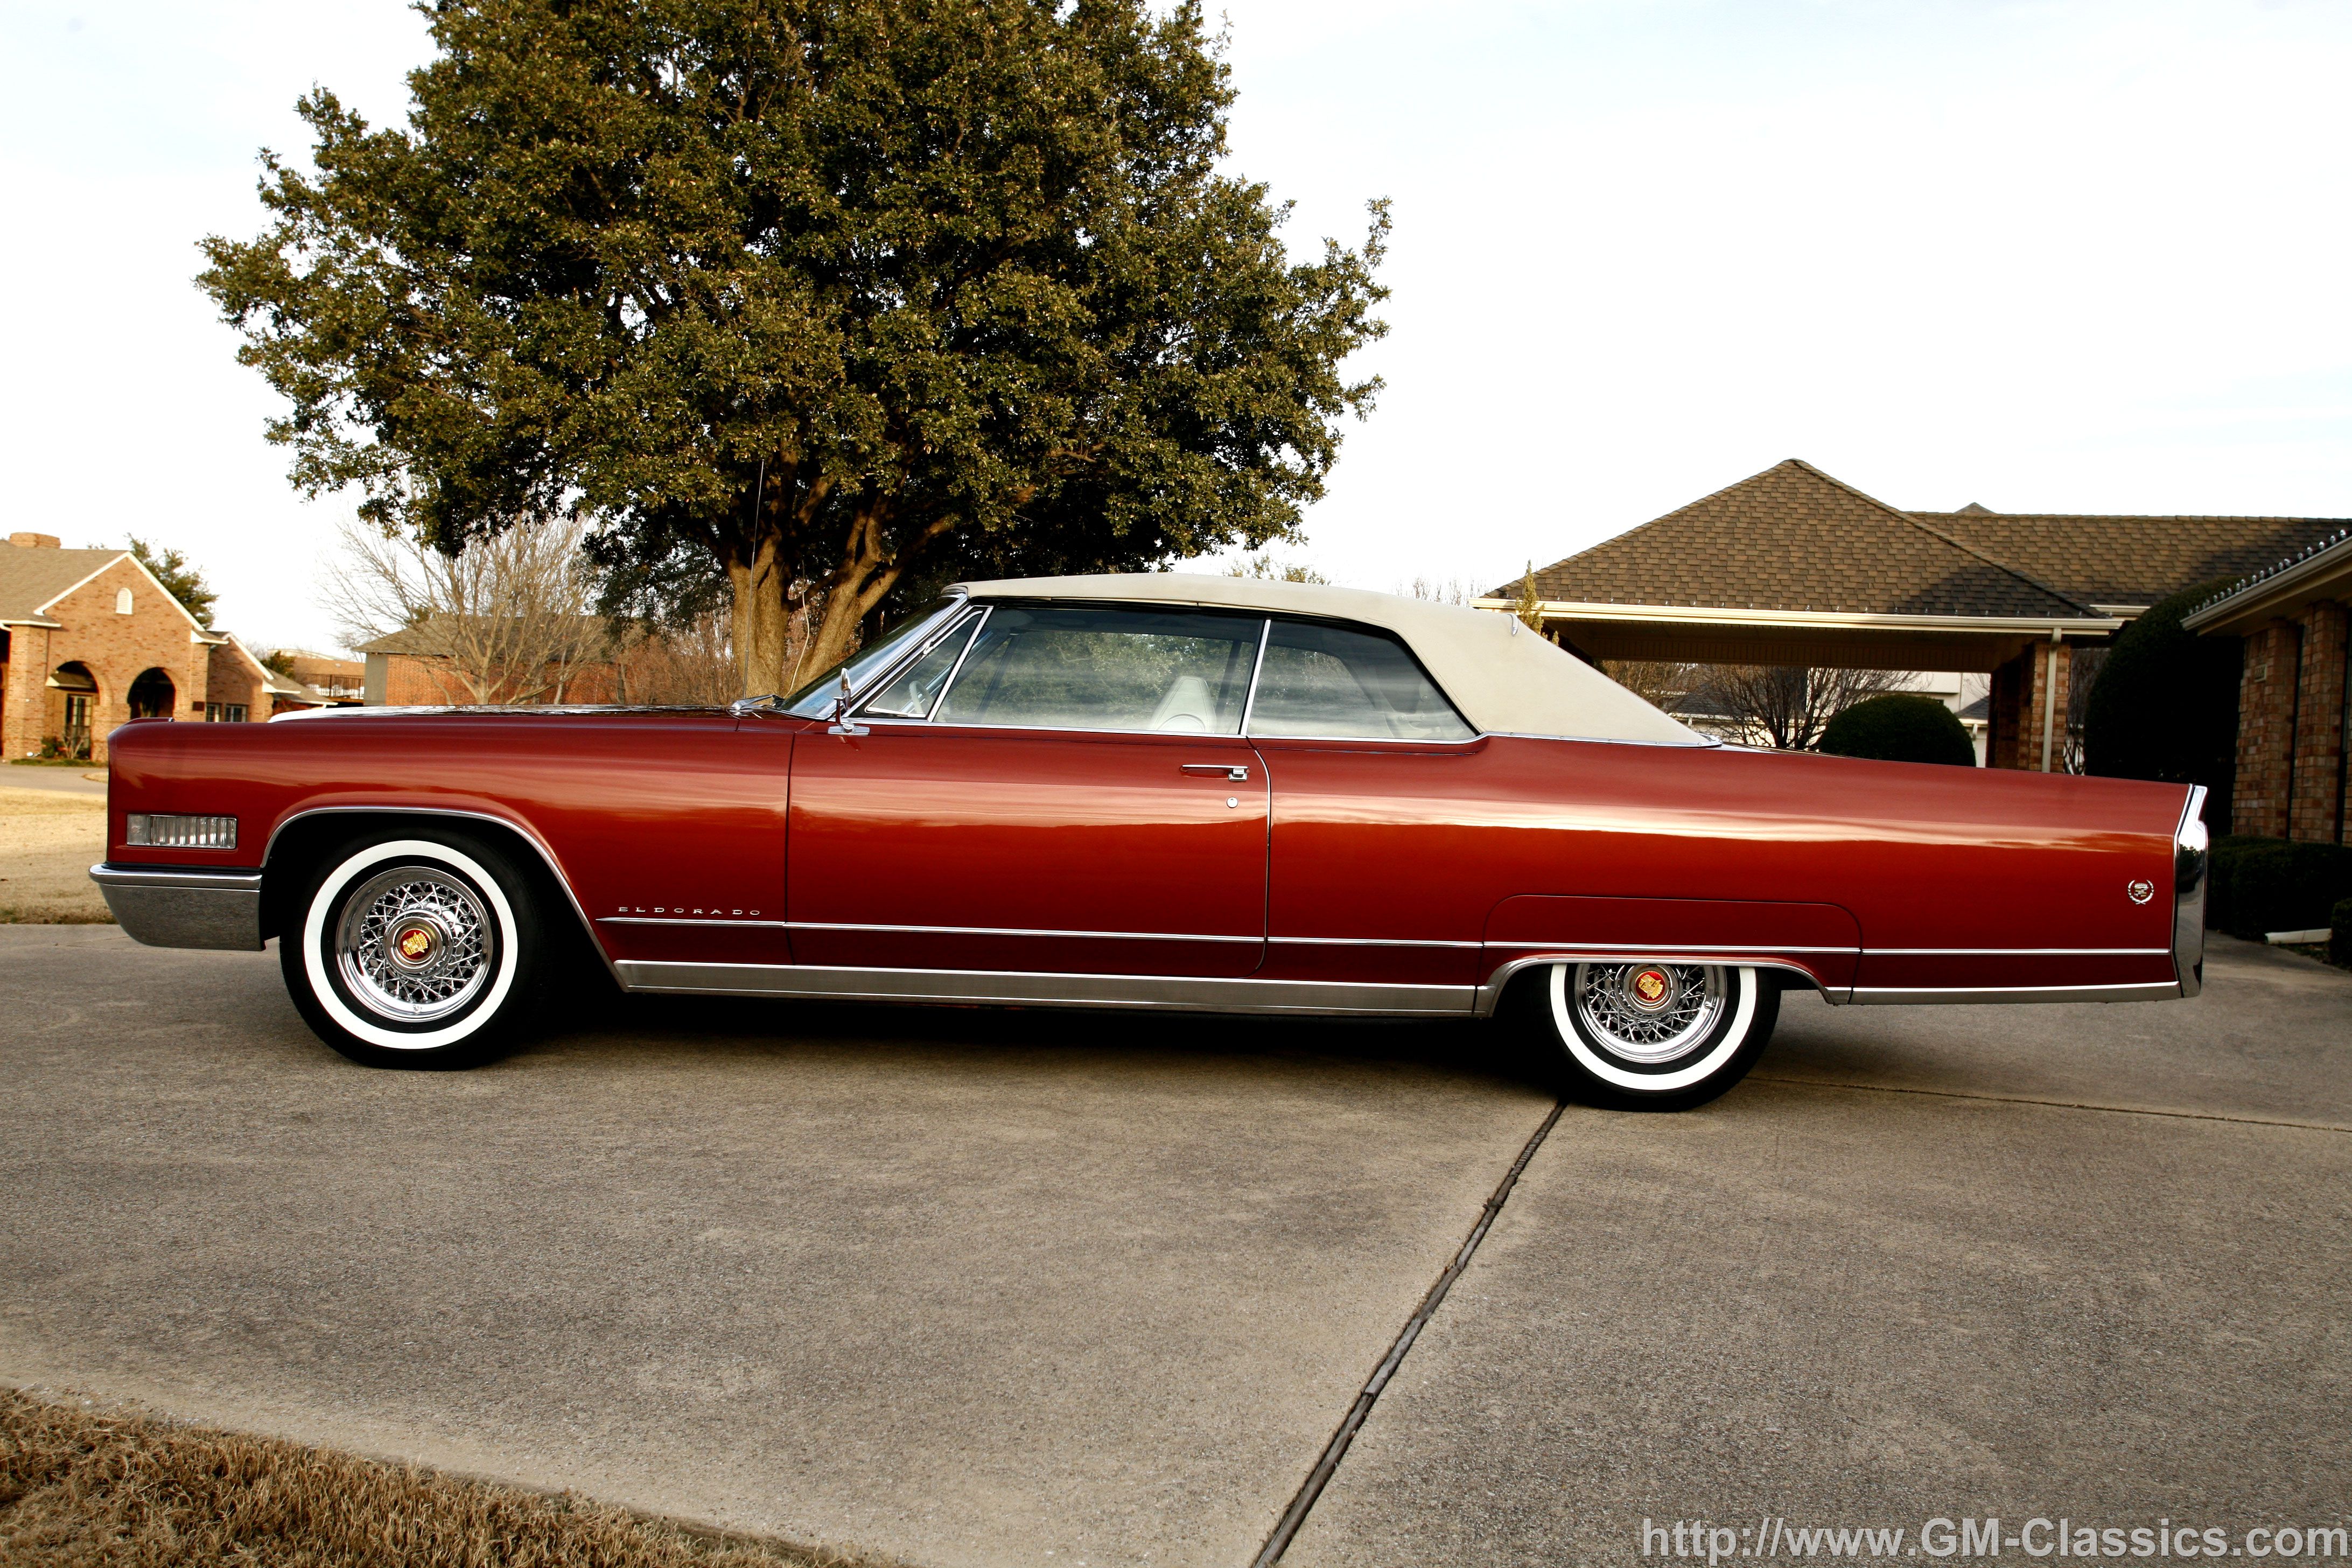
[201,0,1389,693]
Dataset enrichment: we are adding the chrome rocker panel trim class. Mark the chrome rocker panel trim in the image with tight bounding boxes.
[1849,981,2185,1006]
[615,961,1476,1017]
[90,862,265,952]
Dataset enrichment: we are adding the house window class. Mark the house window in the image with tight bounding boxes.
[116,587,134,614]
[204,703,248,723]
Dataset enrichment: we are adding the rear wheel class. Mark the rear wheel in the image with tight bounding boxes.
[279,832,543,1069]
[1536,960,1778,1110]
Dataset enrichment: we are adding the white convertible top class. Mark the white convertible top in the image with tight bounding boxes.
[952,573,1707,745]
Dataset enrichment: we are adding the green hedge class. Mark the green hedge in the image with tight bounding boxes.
[1818,694,1977,766]
[2083,579,2241,830]
[2207,837,2352,940]
[2334,898,2352,968]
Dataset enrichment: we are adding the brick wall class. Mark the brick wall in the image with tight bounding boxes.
[376,653,625,706]
[1,556,215,764]
[204,642,275,725]
[2286,600,2348,845]
[1987,639,2070,770]
[2232,621,2300,838]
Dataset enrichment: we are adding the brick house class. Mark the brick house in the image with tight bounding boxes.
[273,651,366,713]
[1489,460,2347,770]
[357,616,627,706]
[2183,528,2352,844]
[0,531,286,762]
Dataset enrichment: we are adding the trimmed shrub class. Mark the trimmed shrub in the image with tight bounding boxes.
[2334,897,2352,969]
[1818,694,1977,766]
[2083,579,2241,830]
[2206,836,2352,940]
[1816,696,1985,771]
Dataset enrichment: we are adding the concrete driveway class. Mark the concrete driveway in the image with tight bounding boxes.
[2,928,2344,1567]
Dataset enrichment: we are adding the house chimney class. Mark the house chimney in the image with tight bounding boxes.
[9,533,61,549]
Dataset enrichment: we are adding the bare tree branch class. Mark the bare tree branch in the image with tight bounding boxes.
[324,516,605,705]
[1687,664,1909,750]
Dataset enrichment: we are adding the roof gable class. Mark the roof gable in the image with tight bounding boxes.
[0,547,129,623]
[0,545,222,639]
[1513,459,2095,621]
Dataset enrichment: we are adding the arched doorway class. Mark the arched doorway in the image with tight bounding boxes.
[48,661,99,759]
[128,668,176,719]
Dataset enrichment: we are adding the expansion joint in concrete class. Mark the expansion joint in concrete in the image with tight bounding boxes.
[1249,1097,1567,1567]
[1749,1075,2352,1134]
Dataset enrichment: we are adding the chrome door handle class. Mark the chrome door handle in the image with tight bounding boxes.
[1181,763,1249,781]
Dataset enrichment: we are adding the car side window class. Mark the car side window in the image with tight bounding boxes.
[1248,620,1474,741]
[861,610,985,720]
[931,605,1264,733]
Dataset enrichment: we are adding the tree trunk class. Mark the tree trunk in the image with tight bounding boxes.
[797,591,866,689]
[727,533,791,697]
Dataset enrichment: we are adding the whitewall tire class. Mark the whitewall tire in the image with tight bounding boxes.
[1538,960,1779,1110]
[280,832,544,1068]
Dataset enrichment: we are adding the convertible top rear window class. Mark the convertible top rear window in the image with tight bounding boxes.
[1248,620,1473,741]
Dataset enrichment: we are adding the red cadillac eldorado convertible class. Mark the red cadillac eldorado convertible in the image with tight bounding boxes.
[93,575,2207,1108]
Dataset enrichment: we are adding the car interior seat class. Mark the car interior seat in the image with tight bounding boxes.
[1150,675,1217,732]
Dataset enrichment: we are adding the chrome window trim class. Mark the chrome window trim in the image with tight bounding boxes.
[850,603,992,723]
[1238,616,1272,733]
[258,805,619,983]
[777,592,972,716]
[842,716,1265,741]
[613,960,1473,1017]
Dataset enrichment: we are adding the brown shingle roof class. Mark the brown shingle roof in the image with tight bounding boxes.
[0,547,127,622]
[1502,460,2352,621]
[1506,460,2094,620]
[1911,511,2349,608]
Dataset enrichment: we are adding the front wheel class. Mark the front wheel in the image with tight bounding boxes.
[279,832,544,1069]
[1536,960,1779,1110]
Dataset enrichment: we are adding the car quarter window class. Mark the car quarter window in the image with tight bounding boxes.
[1248,620,1475,741]
[860,609,986,720]
[930,605,1264,733]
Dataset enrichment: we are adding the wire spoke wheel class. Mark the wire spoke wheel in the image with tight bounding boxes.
[333,866,496,1023]
[1570,962,1727,1065]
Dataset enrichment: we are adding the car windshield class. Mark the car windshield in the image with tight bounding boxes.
[781,597,964,717]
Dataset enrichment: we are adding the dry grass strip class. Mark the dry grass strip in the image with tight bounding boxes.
[0,1388,865,1568]
[0,787,113,924]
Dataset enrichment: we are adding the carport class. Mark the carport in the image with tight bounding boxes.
[1481,459,2346,769]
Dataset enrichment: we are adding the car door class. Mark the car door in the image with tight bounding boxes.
[1248,618,1492,989]
[786,603,1271,977]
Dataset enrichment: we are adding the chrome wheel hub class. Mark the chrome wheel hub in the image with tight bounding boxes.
[1572,962,1726,1063]
[335,867,494,1021]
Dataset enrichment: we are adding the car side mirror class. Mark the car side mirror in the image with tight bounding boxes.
[828,673,869,737]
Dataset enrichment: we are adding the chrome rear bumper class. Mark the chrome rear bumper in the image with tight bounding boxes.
[90,863,264,951]
[2173,786,2209,999]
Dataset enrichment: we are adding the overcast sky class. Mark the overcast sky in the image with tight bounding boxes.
[4,1,2348,654]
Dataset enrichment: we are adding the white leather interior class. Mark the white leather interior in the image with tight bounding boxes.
[1150,675,1216,732]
